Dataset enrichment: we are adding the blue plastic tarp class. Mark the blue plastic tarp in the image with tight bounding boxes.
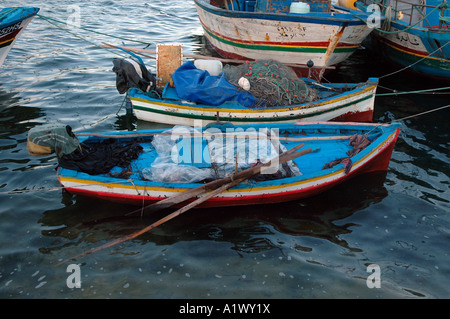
[171,61,256,107]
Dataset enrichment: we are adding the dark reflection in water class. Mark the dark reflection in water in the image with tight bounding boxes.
[0,87,44,136]
[1,0,448,299]
[38,172,388,259]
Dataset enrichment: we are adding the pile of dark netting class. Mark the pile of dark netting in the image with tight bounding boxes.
[58,139,143,176]
[223,59,318,107]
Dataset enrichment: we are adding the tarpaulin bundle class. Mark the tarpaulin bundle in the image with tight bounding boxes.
[27,124,80,158]
[58,139,143,176]
[171,61,257,107]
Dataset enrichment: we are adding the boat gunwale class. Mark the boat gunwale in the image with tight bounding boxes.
[193,0,371,25]
[56,123,400,197]
[128,79,378,114]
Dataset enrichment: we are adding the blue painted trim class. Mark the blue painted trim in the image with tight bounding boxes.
[0,7,39,28]
[194,0,370,26]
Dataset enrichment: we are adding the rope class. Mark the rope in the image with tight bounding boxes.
[361,104,450,137]
[378,40,450,79]
[0,8,17,20]
[5,103,447,196]
[37,14,153,47]
[37,14,154,116]
[389,104,450,123]
[376,85,450,96]
[38,14,127,58]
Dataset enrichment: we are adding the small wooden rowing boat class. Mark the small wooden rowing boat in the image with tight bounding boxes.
[0,7,39,67]
[128,76,378,125]
[39,121,401,208]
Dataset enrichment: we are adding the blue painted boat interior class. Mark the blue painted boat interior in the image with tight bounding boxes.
[196,0,371,24]
[62,123,400,190]
[0,7,39,27]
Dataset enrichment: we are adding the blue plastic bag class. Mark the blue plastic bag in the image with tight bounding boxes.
[171,61,257,107]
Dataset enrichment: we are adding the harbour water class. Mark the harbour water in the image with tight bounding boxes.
[0,0,449,300]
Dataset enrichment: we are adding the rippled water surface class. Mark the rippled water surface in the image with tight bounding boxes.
[0,0,449,299]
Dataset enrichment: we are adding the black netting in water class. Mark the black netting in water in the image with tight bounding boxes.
[223,60,318,107]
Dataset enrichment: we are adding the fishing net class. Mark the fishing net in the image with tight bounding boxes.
[223,59,318,107]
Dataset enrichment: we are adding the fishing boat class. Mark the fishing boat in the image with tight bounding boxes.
[356,0,450,80]
[0,7,39,67]
[126,60,378,126]
[28,121,401,208]
[193,0,376,79]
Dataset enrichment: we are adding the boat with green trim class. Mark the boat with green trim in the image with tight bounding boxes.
[47,121,401,208]
[0,7,39,67]
[127,73,378,126]
[193,0,376,79]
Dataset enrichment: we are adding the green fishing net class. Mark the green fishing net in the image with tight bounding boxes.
[223,59,318,107]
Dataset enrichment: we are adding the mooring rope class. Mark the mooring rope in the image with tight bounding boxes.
[388,104,450,123]
[37,14,128,58]
[376,85,450,96]
[378,40,450,79]
[37,14,153,47]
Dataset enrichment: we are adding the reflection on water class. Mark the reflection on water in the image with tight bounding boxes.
[38,173,388,261]
[0,0,448,299]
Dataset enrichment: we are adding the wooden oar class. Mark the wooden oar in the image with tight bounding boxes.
[101,43,335,70]
[126,142,309,217]
[56,177,245,267]
[83,142,313,225]
[56,144,313,265]
[77,131,354,142]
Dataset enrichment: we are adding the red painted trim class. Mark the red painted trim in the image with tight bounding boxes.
[330,109,374,123]
[0,28,22,43]
[63,128,399,208]
[374,34,428,57]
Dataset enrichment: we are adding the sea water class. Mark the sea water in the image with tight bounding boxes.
[0,0,449,299]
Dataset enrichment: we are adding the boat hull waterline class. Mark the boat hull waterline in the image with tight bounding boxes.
[56,122,401,208]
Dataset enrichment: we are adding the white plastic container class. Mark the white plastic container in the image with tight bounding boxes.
[194,59,223,76]
[290,2,310,14]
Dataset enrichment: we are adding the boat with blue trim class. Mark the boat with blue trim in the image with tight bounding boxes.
[35,121,401,208]
[126,58,378,126]
[356,0,450,80]
[129,75,378,125]
[0,7,39,67]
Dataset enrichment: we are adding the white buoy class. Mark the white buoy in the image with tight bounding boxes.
[194,59,223,76]
[238,77,251,91]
